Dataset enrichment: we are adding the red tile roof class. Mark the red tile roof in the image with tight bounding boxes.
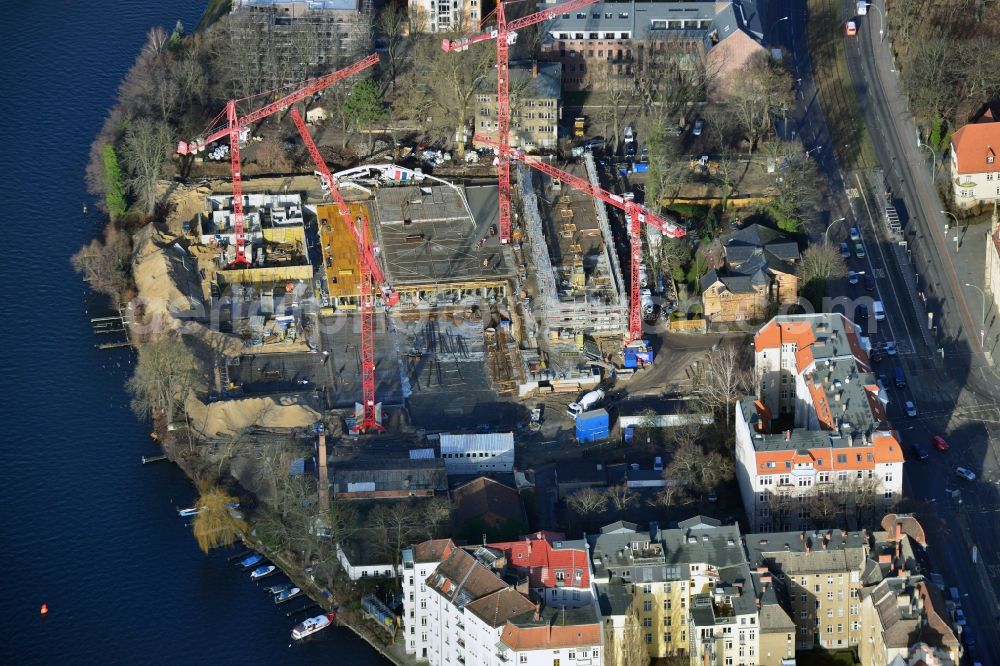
[489,533,591,590]
[951,118,1000,175]
[500,622,602,651]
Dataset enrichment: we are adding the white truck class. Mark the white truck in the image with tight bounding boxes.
[568,389,605,419]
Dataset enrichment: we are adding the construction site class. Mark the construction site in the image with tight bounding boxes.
[159,37,684,436]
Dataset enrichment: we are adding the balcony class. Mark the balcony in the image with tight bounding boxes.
[457,638,465,648]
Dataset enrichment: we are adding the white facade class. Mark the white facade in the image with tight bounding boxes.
[402,548,444,660]
[439,432,515,474]
[336,543,398,580]
[408,0,481,34]
[950,144,1000,207]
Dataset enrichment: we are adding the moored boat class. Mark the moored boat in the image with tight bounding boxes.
[274,587,302,604]
[240,553,263,568]
[250,564,276,580]
[291,612,336,640]
[267,582,293,594]
[177,507,199,517]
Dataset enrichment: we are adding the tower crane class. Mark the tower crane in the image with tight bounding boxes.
[288,106,392,433]
[475,135,686,345]
[177,53,380,266]
[442,0,599,245]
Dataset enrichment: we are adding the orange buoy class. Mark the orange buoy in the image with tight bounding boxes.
[40,603,49,616]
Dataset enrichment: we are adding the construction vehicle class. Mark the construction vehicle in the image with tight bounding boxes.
[573,117,586,137]
[177,54,379,265]
[568,389,604,419]
[442,0,599,244]
[475,135,686,345]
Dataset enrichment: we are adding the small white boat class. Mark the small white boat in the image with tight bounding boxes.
[291,612,336,640]
[178,507,199,517]
[274,587,302,604]
[250,565,276,580]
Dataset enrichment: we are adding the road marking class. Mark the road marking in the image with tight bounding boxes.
[874,268,886,279]
[846,188,859,198]
[854,173,916,353]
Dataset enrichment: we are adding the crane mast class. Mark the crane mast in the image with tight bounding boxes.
[442,0,599,244]
[289,107,385,434]
[475,134,686,344]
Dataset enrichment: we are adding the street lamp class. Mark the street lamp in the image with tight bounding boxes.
[825,217,846,245]
[805,146,823,157]
[917,142,937,179]
[867,2,885,43]
[768,15,790,43]
[965,282,986,349]
[940,209,958,232]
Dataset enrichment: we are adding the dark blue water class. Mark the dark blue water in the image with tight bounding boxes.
[0,2,387,663]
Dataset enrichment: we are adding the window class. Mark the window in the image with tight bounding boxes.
[643,600,653,612]
[988,173,994,181]
[664,616,672,626]
[645,633,652,644]
[519,657,527,664]
[664,632,672,642]
[642,584,652,594]
[643,617,652,628]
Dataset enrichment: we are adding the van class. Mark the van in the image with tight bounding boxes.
[873,300,885,321]
[893,366,906,389]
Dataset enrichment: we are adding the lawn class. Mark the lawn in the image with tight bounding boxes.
[805,0,877,171]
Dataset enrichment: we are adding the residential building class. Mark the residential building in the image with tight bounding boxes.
[538,0,764,97]
[983,209,1000,332]
[736,314,905,531]
[229,0,370,86]
[330,458,448,499]
[745,529,870,651]
[490,532,593,608]
[336,541,399,580]
[474,61,562,151]
[403,540,604,666]
[439,432,516,474]
[950,105,1000,207]
[859,577,961,665]
[408,0,481,34]
[700,224,800,323]
[587,517,770,664]
[452,476,528,542]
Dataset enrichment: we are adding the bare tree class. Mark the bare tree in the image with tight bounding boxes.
[800,243,847,304]
[729,51,793,157]
[765,144,822,233]
[567,487,610,515]
[697,339,753,427]
[605,481,636,511]
[648,482,686,511]
[422,496,454,537]
[70,225,133,306]
[804,488,842,526]
[121,117,173,215]
[127,335,204,424]
[605,603,650,666]
[377,2,408,92]
[369,502,425,571]
[664,441,732,495]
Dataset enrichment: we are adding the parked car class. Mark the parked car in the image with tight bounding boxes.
[624,140,637,157]
[653,456,663,472]
[870,349,882,363]
[864,273,876,291]
[905,400,917,417]
[848,270,859,285]
[955,466,976,481]
[623,125,634,142]
[953,608,967,626]
[692,119,704,136]
[910,442,929,461]
[885,341,897,355]
[849,226,861,241]
[707,489,718,502]
[855,242,866,258]
[856,304,869,322]
[932,435,950,452]
[583,137,606,151]
[840,241,851,259]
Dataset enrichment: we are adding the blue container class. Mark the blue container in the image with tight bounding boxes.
[577,426,609,443]
[632,161,649,173]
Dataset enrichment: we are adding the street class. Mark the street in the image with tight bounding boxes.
[770,0,1000,661]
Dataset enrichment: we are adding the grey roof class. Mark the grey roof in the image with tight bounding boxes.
[331,458,448,493]
[702,223,799,294]
[724,223,800,263]
[745,529,869,565]
[596,581,634,617]
[542,0,718,38]
[476,61,562,100]
[737,397,892,452]
[755,572,796,633]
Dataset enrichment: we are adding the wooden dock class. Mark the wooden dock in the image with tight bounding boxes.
[141,455,168,465]
[91,308,133,350]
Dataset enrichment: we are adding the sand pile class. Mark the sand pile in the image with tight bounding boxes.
[186,395,321,439]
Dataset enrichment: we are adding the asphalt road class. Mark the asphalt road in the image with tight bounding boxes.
[770,0,1000,661]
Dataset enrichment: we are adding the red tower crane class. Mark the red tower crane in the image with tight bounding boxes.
[442,0,599,245]
[177,53,380,266]
[475,135,686,344]
[288,106,390,433]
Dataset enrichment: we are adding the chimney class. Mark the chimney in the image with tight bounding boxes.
[785,430,791,441]
[317,432,330,513]
[532,60,539,78]
[533,603,541,621]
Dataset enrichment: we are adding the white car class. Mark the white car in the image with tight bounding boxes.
[955,467,977,482]
[692,119,704,136]
[849,226,861,241]
[653,456,663,472]
[885,341,897,355]
[905,400,917,418]
[848,270,859,285]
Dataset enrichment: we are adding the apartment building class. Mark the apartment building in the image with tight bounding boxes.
[950,105,1000,208]
[402,537,604,666]
[537,0,765,96]
[587,517,782,665]
[408,0,481,33]
[859,577,962,666]
[489,531,593,608]
[474,61,562,151]
[745,529,869,651]
[736,314,905,531]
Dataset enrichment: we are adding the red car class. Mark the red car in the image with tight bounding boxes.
[932,435,950,452]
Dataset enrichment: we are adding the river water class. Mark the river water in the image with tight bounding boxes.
[0,2,387,663]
